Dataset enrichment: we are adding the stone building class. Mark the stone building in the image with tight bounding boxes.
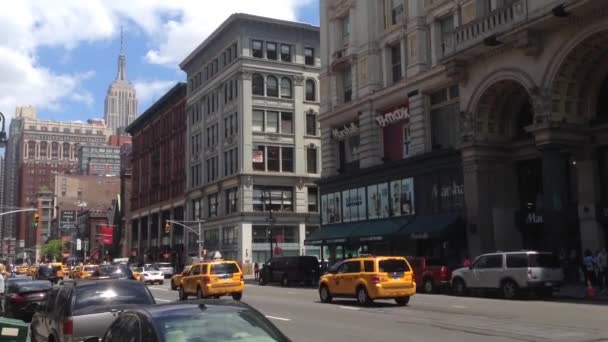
[180,14,321,265]
[77,145,122,176]
[312,0,608,260]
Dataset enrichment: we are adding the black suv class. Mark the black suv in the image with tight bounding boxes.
[35,265,62,284]
[30,279,155,342]
[259,256,320,287]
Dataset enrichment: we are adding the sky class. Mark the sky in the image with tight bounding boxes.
[0,0,320,126]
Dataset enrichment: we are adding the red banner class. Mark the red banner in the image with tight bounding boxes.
[100,225,114,245]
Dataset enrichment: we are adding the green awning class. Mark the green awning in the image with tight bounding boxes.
[398,213,463,239]
[304,217,412,245]
[304,224,354,245]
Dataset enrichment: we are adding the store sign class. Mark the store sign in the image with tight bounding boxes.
[525,212,543,224]
[432,181,464,200]
[375,106,410,128]
[360,236,383,242]
[332,122,359,140]
[411,232,429,240]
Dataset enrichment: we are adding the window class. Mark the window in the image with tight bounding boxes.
[266,42,277,60]
[402,125,411,158]
[226,188,238,214]
[506,254,528,268]
[206,124,218,147]
[281,147,293,172]
[391,44,402,82]
[280,44,291,62]
[280,77,292,99]
[308,187,318,212]
[306,147,317,173]
[306,112,317,136]
[267,146,280,171]
[208,194,218,217]
[206,156,218,182]
[304,47,314,65]
[224,113,238,138]
[253,187,293,212]
[364,261,374,272]
[305,79,316,101]
[266,76,278,97]
[40,141,48,158]
[266,111,279,133]
[390,0,404,25]
[430,86,460,149]
[343,65,352,102]
[473,255,503,269]
[63,143,70,159]
[338,261,361,273]
[341,16,350,44]
[252,146,265,171]
[224,148,238,176]
[281,112,293,134]
[439,15,455,53]
[253,110,265,132]
[252,74,264,96]
[222,226,238,245]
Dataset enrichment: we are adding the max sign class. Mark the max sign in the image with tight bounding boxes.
[375,106,410,127]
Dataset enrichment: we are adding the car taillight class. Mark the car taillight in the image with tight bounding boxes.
[240,274,244,281]
[63,319,74,336]
[371,275,381,284]
[440,266,449,279]
[8,293,26,302]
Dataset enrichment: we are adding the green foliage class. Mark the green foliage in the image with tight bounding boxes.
[42,239,64,260]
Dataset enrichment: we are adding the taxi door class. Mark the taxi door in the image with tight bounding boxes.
[184,265,201,294]
[334,261,360,295]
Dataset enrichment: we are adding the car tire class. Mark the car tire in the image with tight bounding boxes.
[501,280,518,300]
[232,293,242,301]
[423,278,435,294]
[356,286,372,306]
[452,278,467,296]
[395,296,410,306]
[281,275,289,287]
[179,287,187,300]
[319,285,332,303]
[171,280,177,290]
[196,286,204,299]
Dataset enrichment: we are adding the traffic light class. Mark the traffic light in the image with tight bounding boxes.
[165,223,171,234]
[33,213,40,228]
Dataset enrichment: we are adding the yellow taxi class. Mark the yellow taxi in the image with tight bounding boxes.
[51,262,65,279]
[179,260,244,300]
[170,265,192,290]
[130,267,142,281]
[16,265,29,275]
[62,265,70,275]
[72,264,98,279]
[27,265,39,277]
[318,256,416,306]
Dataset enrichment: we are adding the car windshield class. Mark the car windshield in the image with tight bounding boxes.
[84,266,98,272]
[156,263,172,268]
[131,267,143,272]
[379,259,411,273]
[17,281,52,293]
[210,263,239,274]
[528,254,560,268]
[94,265,134,278]
[38,266,58,276]
[144,266,159,271]
[74,282,154,315]
[158,308,285,342]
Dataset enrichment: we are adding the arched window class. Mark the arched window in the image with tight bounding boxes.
[280,77,292,99]
[39,141,48,158]
[266,76,278,97]
[252,73,264,96]
[51,142,59,159]
[73,144,80,160]
[27,141,36,159]
[63,143,71,159]
[305,79,316,101]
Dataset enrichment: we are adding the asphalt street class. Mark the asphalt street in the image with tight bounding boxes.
[147,282,608,342]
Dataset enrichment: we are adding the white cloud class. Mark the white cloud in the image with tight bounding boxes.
[133,80,178,107]
[0,0,313,123]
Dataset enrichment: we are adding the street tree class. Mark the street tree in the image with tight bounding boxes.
[42,239,64,261]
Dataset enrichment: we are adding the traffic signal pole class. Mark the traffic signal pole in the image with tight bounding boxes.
[165,220,205,261]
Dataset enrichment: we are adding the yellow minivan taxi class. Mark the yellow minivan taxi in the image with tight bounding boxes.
[319,256,416,306]
[179,260,244,301]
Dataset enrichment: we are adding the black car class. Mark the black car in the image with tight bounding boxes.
[30,279,155,342]
[36,265,62,283]
[87,299,291,342]
[90,264,136,280]
[259,256,320,287]
[3,280,52,322]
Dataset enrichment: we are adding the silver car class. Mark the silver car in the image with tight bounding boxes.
[451,251,564,299]
[153,262,175,278]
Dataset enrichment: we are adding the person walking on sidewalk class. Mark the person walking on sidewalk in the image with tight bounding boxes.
[598,248,607,292]
[254,262,260,280]
[583,250,596,286]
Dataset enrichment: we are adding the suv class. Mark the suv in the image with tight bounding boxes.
[259,256,320,287]
[318,256,416,306]
[154,262,175,278]
[451,251,564,299]
[30,279,155,342]
[35,265,62,284]
[179,260,244,301]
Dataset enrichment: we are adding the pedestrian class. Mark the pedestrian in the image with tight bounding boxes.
[598,248,607,291]
[254,262,259,280]
[583,249,595,286]
[463,255,471,268]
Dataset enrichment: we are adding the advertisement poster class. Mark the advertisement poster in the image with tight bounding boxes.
[357,187,366,220]
[321,195,328,225]
[367,185,379,219]
[379,183,390,218]
[401,178,415,215]
[100,225,114,245]
[328,193,335,223]
[342,190,351,222]
[252,150,264,163]
[350,188,359,221]
[334,193,342,223]
[390,180,402,216]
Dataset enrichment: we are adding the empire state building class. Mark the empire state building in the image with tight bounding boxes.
[104,31,138,134]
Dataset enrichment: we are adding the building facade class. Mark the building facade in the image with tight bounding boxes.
[104,34,138,134]
[179,14,321,266]
[77,145,122,176]
[313,0,608,261]
[126,83,187,267]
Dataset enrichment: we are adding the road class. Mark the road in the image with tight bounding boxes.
[148,281,608,342]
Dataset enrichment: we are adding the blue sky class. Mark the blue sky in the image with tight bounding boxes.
[0,0,319,124]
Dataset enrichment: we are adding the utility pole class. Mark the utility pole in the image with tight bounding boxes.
[166,220,205,262]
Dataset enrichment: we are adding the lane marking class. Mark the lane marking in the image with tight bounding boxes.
[339,306,360,311]
[451,305,468,309]
[265,315,291,321]
[156,299,171,302]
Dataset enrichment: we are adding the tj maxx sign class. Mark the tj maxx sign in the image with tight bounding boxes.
[375,106,410,128]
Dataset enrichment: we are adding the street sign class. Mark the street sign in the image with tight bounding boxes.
[60,210,77,229]
[76,239,82,251]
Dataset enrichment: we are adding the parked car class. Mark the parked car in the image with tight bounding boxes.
[140,266,165,285]
[90,264,136,280]
[259,256,321,287]
[4,280,52,322]
[35,265,62,284]
[451,251,564,299]
[170,265,192,290]
[86,299,291,342]
[406,256,454,293]
[30,279,156,342]
[179,260,244,301]
[318,256,416,306]
[153,262,175,278]
[2,276,34,310]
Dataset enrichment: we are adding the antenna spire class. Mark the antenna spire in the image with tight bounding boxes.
[120,25,124,55]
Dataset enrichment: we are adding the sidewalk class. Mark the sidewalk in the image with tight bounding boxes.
[555,284,608,302]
